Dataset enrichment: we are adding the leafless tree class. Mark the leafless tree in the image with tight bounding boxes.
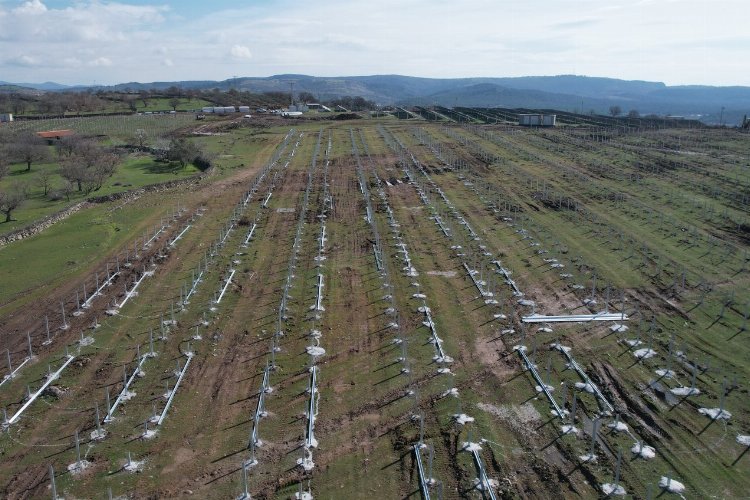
[55,135,79,158]
[298,91,316,104]
[9,95,27,115]
[67,92,105,116]
[125,95,138,112]
[609,105,622,117]
[166,86,183,97]
[9,133,51,172]
[89,153,119,190]
[59,161,88,193]
[61,180,75,201]
[134,129,148,149]
[169,98,181,111]
[36,168,55,196]
[0,152,8,180]
[167,138,199,168]
[59,138,120,193]
[37,94,68,116]
[0,183,26,222]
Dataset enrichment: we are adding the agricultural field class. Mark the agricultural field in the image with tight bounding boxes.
[2,113,199,138]
[0,112,748,499]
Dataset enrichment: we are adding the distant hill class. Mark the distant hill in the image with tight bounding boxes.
[0,83,42,95]
[403,82,613,110]
[221,75,750,124]
[3,74,749,124]
[107,80,218,92]
[403,80,750,124]
[476,75,667,100]
[0,81,69,91]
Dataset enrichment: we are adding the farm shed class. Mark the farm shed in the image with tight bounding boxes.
[36,129,75,142]
[519,113,556,127]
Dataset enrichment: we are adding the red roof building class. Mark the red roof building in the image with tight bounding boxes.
[36,129,75,140]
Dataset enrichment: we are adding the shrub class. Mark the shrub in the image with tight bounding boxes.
[193,155,212,172]
[48,190,65,201]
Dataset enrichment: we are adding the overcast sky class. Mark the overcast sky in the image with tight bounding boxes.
[0,0,747,86]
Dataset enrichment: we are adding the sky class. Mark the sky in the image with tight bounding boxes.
[0,0,748,86]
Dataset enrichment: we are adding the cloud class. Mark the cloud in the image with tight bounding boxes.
[0,0,166,43]
[62,57,82,67]
[230,44,252,59]
[550,19,601,31]
[6,54,39,66]
[13,0,46,15]
[89,57,113,67]
[0,0,747,86]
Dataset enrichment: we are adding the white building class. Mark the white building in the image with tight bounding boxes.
[518,113,556,127]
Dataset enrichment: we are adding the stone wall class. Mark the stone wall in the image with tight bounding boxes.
[0,201,88,246]
[0,173,205,247]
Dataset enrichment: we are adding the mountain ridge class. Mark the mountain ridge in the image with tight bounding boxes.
[2,74,748,124]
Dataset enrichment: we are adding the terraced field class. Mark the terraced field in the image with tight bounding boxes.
[1,115,748,499]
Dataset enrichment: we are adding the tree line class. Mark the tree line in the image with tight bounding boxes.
[0,130,210,223]
[0,85,380,117]
[0,87,292,117]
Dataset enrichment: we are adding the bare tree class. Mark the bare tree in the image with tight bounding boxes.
[125,95,138,112]
[0,183,26,222]
[0,153,8,180]
[55,135,79,158]
[59,161,88,193]
[89,152,119,190]
[59,139,120,193]
[328,95,376,111]
[167,138,199,168]
[627,109,640,118]
[61,180,75,201]
[9,95,27,115]
[134,129,148,149]
[609,105,622,117]
[298,91,316,104]
[37,94,68,116]
[169,98,181,111]
[9,133,51,172]
[36,168,55,196]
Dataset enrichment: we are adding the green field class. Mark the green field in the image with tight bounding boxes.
[0,155,200,235]
[133,97,215,112]
[2,113,198,141]
[0,114,280,236]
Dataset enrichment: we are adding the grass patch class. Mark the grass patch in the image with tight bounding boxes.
[0,156,199,235]
[0,201,161,314]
